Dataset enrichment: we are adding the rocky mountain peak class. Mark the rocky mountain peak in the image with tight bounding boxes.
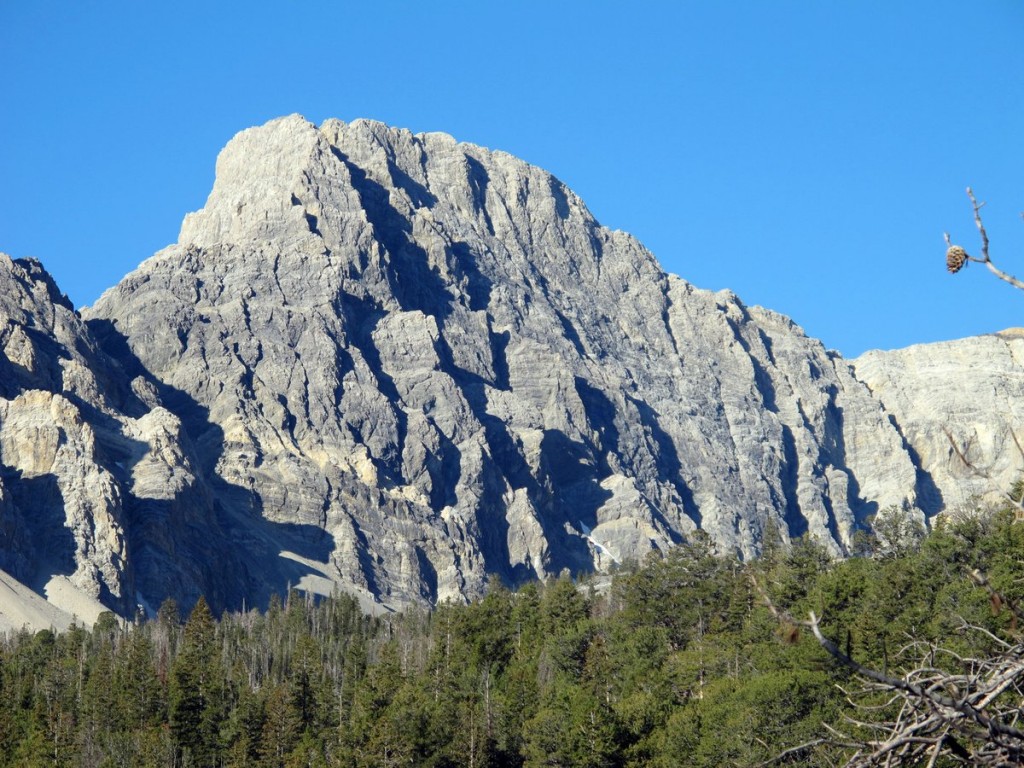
[178,115,324,248]
[3,115,1021,629]
[83,114,926,611]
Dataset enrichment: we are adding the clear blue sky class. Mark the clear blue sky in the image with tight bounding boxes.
[2,2,1022,357]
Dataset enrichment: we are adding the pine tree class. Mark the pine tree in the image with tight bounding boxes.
[116,628,165,730]
[170,596,225,766]
[259,682,301,768]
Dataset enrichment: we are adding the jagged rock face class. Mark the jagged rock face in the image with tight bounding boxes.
[0,254,132,619]
[852,330,1024,515]
[0,253,266,628]
[82,115,923,609]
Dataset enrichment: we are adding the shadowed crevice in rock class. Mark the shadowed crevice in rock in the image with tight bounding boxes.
[449,241,493,312]
[0,354,17,399]
[575,378,688,547]
[554,308,587,359]
[0,469,74,590]
[304,212,321,236]
[421,342,517,580]
[333,291,407,480]
[628,396,701,531]
[538,430,610,573]
[574,377,621,470]
[726,314,778,414]
[488,327,511,391]
[884,412,945,517]
[756,328,777,367]
[387,159,437,211]
[821,395,876,549]
[436,352,590,579]
[549,177,571,221]
[346,516,381,598]
[414,545,437,599]
[12,258,75,313]
[426,427,461,513]
[464,156,495,236]
[458,374,535,491]
[750,357,778,413]
[331,147,453,320]
[454,447,519,587]
[9,325,69,392]
[779,425,807,539]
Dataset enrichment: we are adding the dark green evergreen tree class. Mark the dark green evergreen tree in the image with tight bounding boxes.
[170,596,225,766]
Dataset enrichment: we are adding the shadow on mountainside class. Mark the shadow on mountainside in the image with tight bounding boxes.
[883,412,945,518]
[331,146,496,320]
[87,318,335,617]
[332,147,455,320]
[0,468,76,593]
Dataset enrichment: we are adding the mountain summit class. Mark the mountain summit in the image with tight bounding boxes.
[2,115,1021,626]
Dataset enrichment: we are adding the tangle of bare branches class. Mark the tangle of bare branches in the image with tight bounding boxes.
[753,574,1024,766]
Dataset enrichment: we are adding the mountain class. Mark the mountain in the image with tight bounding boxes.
[852,330,1024,516]
[0,255,140,627]
[1,115,1020,627]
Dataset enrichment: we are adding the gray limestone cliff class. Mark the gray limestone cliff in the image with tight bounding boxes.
[0,252,275,628]
[851,330,1024,516]
[0,257,132,618]
[0,254,135,624]
[85,115,921,609]
[2,114,1017,627]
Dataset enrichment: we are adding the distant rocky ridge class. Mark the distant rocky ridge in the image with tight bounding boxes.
[851,331,1024,516]
[1,115,1021,629]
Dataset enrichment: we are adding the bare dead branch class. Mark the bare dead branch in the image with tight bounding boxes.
[754,738,830,766]
[945,187,1024,290]
[753,574,1024,766]
[968,188,991,262]
[944,427,985,476]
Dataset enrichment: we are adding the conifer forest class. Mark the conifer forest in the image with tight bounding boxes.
[4,505,1024,767]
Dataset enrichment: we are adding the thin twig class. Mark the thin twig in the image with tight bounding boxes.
[946,188,1024,290]
[944,428,986,477]
[755,738,829,766]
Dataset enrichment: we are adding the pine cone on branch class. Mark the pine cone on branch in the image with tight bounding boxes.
[947,244,968,274]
